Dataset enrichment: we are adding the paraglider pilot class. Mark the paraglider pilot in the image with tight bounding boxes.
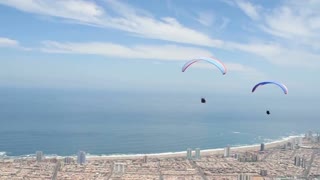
[201,98,206,103]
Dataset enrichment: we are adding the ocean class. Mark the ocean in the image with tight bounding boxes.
[0,87,318,157]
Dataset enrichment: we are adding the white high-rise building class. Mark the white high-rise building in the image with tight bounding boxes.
[186,148,192,160]
[36,151,43,162]
[224,146,230,157]
[297,137,302,146]
[77,151,86,165]
[195,148,201,160]
[114,162,126,174]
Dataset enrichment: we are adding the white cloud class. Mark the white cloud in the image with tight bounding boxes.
[40,40,267,74]
[221,0,260,20]
[0,37,19,47]
[194,11,230,31]
[225,62,257,73]
[2,0,319,68]
[263,7,314,39]
[41,41,212,61]
[248,1,320,51]
[234,0,260,20]
[190,62,261,76]
[40,40,270,77]
[226,42,282,57]
[26,35,320,69]
[219,17,231,30]
[101,0,223,47]
[0,0,104,25]
[256,1,320,64]
[223,0,320,43]
[195,11,215,27]
[226,63,266,81]
[40,40,268,79]
[221,0,320,67]
[166,0,230,31]
[225,41,320,67]
[219,0,235,7]
[0,0,222,48]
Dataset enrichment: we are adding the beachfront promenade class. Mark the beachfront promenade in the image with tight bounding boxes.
[1,137,320,180]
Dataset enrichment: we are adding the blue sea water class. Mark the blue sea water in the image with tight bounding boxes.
[0,87,318,156]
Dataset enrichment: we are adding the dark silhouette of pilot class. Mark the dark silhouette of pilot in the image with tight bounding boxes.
[266,110,270,115]
[201,98,206,103]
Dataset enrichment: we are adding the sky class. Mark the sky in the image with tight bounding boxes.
[0,0,319,96]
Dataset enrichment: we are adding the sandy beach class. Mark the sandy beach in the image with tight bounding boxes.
[86,135,302,161]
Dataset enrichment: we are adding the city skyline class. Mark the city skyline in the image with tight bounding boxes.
[1,134,319,179]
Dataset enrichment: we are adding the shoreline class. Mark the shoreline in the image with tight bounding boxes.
[87,134,303,160]
[1,135,303,160]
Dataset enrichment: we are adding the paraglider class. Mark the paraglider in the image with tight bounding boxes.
[201,98,206,103]
[182,56,227,104]
[252,81,288,115]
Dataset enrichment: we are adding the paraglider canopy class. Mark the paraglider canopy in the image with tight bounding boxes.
[251,81,288,94]
[182,56,227,75]
[201,98,206,103]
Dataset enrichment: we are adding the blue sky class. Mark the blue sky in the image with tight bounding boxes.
[0,0,320,96]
